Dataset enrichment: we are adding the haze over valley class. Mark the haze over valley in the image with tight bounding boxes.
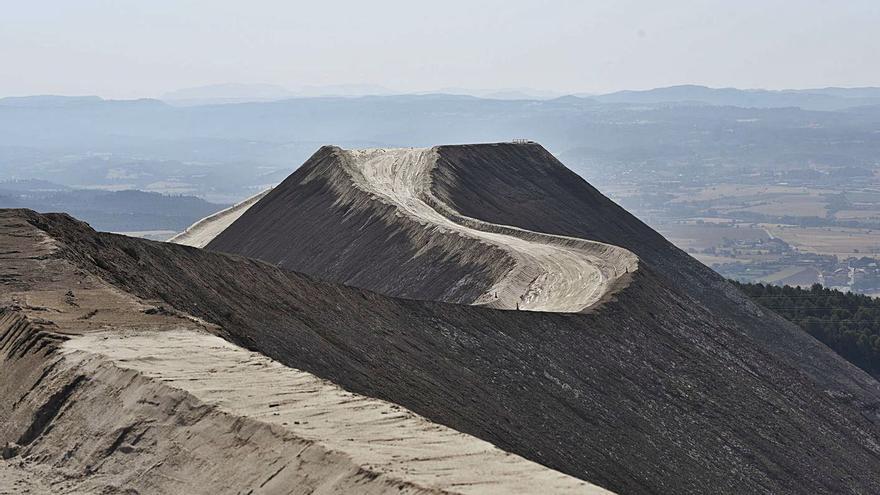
[4,86,880,292]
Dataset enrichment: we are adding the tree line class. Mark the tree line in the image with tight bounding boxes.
[733,281,880,378]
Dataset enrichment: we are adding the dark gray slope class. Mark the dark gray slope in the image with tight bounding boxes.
[430,143,880,399]
[17,209,880,495]
[211,142,880,400]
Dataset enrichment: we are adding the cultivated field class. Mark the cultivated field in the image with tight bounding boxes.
[764,224,880,258]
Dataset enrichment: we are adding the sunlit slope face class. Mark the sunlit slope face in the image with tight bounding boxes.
[207,142,637,312]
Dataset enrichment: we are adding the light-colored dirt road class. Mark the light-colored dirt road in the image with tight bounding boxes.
[169,188,272,248]
[341,148,636,312]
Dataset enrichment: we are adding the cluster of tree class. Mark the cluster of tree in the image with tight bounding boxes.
[733,281,880,378]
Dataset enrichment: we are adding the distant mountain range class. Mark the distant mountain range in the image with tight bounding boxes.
[592,84,880,110]
[5,84,880,111]
[146,83,880,110]
[2,89,879,224]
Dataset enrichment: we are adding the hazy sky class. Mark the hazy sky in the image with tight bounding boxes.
[2,0,878,98]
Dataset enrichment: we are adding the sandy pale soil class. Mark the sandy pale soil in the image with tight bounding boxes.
[62,329,608,494]
[169,188,272,248]
[0,461,53,494]
[1,324,607,494]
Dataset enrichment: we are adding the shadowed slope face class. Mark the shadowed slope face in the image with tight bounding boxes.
[208,144,636,312]
[18,209,880,495]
